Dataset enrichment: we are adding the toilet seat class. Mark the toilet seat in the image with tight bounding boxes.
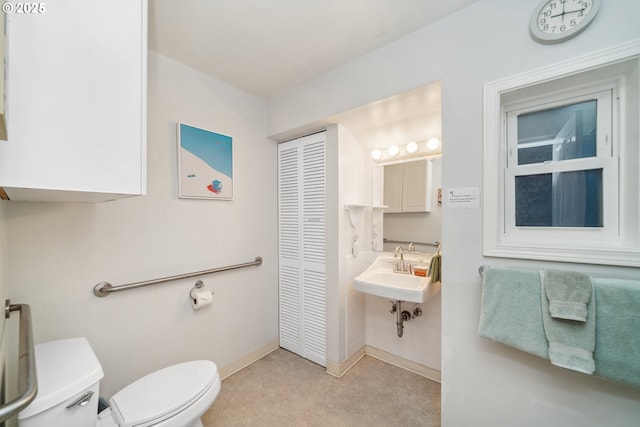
[109,360,219,427]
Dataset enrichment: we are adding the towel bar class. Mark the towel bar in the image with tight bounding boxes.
[94,256,263,297]
[0,300,38,422]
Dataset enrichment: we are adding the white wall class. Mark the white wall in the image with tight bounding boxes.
[0,203,7,395]
[267,0,640,425]
[337,125,370,364]
[4,52,279,398]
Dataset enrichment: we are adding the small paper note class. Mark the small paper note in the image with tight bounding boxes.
[447,187,480,208]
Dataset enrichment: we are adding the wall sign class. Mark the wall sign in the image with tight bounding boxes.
[447,187,480,208]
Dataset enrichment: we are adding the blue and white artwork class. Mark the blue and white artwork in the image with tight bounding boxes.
[178,123,233,200]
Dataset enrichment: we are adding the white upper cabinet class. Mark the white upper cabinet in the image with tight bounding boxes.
[0,0,147,202]
[383,163,403,213]
[384,159,432,213]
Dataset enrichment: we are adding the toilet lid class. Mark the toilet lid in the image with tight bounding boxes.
[110,360,218,427]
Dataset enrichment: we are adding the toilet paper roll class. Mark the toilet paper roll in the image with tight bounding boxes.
[190,288,214,310]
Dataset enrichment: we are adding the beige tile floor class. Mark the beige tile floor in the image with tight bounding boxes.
[203,348,441,426]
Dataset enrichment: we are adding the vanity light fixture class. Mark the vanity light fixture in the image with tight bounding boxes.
[427,137,440,150]
[370,137,441,163]
[406,141,418,153]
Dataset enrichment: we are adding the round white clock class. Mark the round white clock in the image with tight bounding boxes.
[530,0,601,44]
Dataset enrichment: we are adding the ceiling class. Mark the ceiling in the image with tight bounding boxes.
[148,0,477,101]
[149,1,478,150]
[328,80,442,152]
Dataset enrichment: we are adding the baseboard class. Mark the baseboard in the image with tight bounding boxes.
[219,339,280,380]
[364,345,441,383]
[326,346,366,378]
[219,340,441,384]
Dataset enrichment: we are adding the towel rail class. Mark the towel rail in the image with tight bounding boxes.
[0,301,37,423]
[479,265,489,276]
[94,256,263,297]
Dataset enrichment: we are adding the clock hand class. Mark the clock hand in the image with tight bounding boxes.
[551,2,566,20]
[550,9,583,19]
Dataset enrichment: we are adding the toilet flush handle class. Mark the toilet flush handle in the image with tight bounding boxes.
[66,391,94,410]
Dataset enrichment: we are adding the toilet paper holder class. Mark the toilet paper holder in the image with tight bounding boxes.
[190,280,214,308]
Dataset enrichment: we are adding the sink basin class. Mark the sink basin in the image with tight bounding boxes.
[353,253,438,303]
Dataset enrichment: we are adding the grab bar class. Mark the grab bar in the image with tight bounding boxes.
[94,256,263,297]
[0,301,37,423]
[383,239,440,247]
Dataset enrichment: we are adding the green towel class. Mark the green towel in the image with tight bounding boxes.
[542,269,592,322]
[478,268,548,359]
[479,268,640,388]
[540,271,595,374]
[428,253,441,283]
[593,278,640,388]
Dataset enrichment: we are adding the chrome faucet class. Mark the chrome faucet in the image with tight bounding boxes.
[394,246,404,261]
[393,246,412,274]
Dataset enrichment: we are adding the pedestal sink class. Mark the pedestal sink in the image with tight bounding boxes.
[353,253,439,303]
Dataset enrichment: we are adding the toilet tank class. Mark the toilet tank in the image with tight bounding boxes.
[18,337,104,427]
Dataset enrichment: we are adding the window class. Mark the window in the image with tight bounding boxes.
[505,88,617,235]
[483,42,640,266]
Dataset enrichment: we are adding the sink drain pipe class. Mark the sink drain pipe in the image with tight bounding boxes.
[390,300,413,337]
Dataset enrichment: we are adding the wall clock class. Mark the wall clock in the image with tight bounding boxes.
[530,0,601,44]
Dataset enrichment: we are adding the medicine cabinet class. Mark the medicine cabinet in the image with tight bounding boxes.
[384,159,433,213]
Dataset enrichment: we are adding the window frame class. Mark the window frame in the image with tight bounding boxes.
[483,40,640,267]
[504,87,618,240]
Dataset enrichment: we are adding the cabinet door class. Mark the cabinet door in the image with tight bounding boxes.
[384,160,432,213]
[402,160,431,212]
[383,164,403,213]
[0,0,147,202]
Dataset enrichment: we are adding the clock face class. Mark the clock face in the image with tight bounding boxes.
[530,0,601,43]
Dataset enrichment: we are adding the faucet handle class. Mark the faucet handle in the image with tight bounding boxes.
[408,243,415,252]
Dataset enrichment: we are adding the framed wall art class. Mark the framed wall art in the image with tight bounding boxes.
[177,123,233,200]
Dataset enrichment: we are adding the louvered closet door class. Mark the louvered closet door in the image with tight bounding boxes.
[300,136,326,365]
[278,139,302,356]
[278,132,327,367]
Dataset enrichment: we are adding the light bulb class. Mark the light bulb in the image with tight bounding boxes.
[371,149,382,160]
[427,137,440,150]
[388,145,399,156]
[406,141,418,153]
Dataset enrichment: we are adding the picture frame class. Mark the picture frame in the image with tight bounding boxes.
[177,123,234,200]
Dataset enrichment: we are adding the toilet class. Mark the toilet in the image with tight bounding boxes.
[18,337,221,427]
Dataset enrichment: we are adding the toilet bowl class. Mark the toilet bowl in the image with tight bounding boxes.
[18,337,221,427]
